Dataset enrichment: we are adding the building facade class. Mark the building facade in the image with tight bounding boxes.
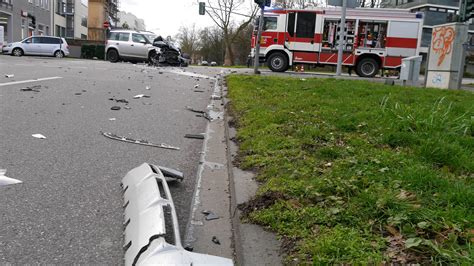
[117,11,145,31]
[381,0,474,51]
[53,0,88,39]
[0,0,52,43]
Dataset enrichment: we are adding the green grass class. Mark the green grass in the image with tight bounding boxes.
[227,75,474,264]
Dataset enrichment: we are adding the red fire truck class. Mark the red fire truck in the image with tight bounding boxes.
[251,7,424,77]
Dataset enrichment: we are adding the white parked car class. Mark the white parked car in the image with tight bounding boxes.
[106,30,156,63]
[2,36,69,58]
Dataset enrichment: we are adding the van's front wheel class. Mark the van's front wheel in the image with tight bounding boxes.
[267,52,289,72]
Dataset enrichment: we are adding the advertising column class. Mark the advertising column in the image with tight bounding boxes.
[426,22,469,89]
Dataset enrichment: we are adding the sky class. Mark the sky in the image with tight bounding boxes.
[120,0,255,38]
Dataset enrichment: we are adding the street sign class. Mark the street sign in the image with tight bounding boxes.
[327,0,360,8]
[103,21,110,28]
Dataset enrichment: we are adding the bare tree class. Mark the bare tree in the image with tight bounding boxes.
[176,24,200,64]
[206,0,257,65]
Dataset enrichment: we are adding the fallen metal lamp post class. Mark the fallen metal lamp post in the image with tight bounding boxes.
[122,163,233,266]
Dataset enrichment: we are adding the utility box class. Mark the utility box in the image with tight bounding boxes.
[400,55,422,86]
[426,22,469,90]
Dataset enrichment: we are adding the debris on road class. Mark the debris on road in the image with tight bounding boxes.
[109,118,116,121]
[194,84,200,88]
[5,74,14,78]
[111,106,121,111]
[20,85,41,92]
[75,93,82,95]
[133,94,151,99]
[101,132,180,150]
[0,169,23,187]
[145,86,150,90]
[184,134,205,140]
[211,236,221,245]
[194,90,205,93]
[32,134,46,139]
[185,106,205,114]
[124,106,131,110]
[202,210,219,221]
[156,165,184,182]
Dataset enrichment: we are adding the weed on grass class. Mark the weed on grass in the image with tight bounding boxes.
[228,75,474,264]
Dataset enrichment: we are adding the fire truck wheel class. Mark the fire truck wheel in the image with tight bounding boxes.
[356,57,379,78]
[267,52,289,72]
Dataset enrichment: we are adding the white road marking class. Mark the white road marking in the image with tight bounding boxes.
[0,76,63,87]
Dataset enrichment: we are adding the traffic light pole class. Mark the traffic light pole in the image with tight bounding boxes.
[253,6,264,75]
[336,0,347,76]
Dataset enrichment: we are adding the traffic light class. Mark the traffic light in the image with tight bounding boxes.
[199,2,205,15]
[460,0,474,22]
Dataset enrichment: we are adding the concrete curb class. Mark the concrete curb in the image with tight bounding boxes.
[222,77,283,266]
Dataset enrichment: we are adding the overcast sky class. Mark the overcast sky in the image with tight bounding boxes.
[120,0,256,37]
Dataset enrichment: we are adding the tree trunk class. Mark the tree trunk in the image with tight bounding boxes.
[224,33,235,66]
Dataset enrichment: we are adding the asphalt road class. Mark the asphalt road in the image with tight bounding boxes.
[0,56,226,264]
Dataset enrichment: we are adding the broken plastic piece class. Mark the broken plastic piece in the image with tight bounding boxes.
[145,86,150,90]
[203,211,219,221]
[101,132,180,150]
[20,85,41,92]
[111,106,121,110]
[184,134,205,140]
[185,106,205,114]
[212,236,221,245]
[32,134,46,139]
[154,165,184,181]
[0,169,23,187]
[109,118,116,121]
[133,94,151,99]
[5,74,14,78]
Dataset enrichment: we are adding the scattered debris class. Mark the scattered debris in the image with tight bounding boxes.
[145,86,150,90]
[185,106,205,114]
[75,93,82,95]
[211,236,221,245]
[324,162,333,167]
[20,85,41,92]
[194,90,205,93]
[111,106,121,111]
[133,94,151,99]
[5,74,14,78]
[185,134,205,140]
[300,78,307,81]
[0,169,23,187]
[194,84,200,88]
[101,132,180,150]
[109,118,116,121]
[124,106,131,110]
[202,210,219,221]
[116,99,129,104]
[32,134,46,139]
[156,165,184,182]
[211,94,222,100]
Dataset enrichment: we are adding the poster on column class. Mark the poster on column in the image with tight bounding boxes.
[0,26,4,47]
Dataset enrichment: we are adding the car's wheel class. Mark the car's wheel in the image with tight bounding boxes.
[54,50,64,58]
[12,48,23,57]
[267,52,289,72]
[107,49,119,63]
[356,57,380,78]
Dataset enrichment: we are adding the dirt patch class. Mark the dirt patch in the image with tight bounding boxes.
[238,191,287,217]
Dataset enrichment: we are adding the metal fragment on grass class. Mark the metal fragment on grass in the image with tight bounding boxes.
[101,132,180,150]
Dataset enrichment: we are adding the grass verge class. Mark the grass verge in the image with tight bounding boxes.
[227,75,474,264]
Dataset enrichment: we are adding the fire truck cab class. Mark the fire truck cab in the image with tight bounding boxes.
[251,7,423,77]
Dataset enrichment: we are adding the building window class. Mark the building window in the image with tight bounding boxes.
[81,34,87,39]
[57,0,66,16]
[81,16,87,27]
[55,25,65,37]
